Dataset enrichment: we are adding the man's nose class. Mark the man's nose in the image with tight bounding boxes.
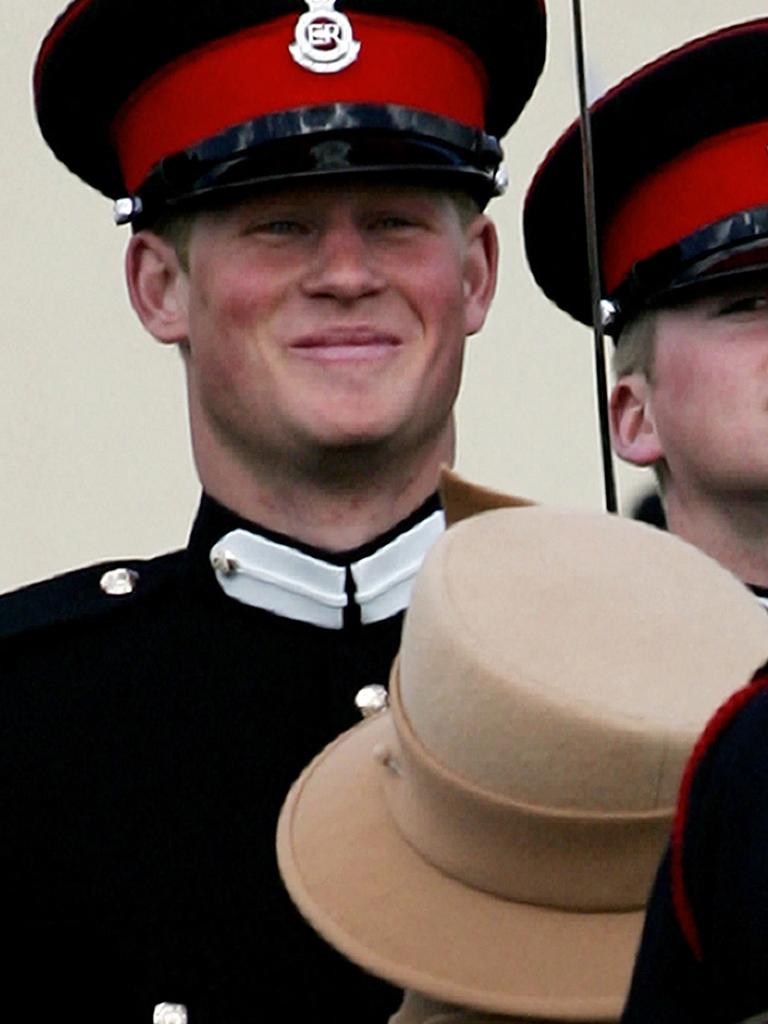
[301,224,385,301]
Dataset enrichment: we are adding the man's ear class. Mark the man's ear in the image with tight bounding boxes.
[125,232,189,345]
[463,215,499,336]
[610,373,664,466]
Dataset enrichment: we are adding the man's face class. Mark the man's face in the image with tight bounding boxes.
[165,181,496,474]
[618,277,768,497]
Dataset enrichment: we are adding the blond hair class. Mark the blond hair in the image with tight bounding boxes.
[612,308,658,382]
[145,209,196,272]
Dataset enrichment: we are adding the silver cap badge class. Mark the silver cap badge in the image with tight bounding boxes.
[153,1004,188,1024]
[290,0,361,74]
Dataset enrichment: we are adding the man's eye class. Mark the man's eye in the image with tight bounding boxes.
[373,215,418,230]
[245,220,306,236]
[717,295,768,315]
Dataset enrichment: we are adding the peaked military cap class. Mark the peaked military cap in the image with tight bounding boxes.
[35,0,546,226]
[523,18,768,335]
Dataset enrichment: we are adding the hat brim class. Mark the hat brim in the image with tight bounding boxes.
[277,713,643,1021]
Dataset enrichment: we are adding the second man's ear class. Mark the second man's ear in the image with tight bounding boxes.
[125,231,190,346]
[609,373,665,467]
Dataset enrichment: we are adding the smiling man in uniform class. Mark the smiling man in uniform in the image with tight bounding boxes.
[0,1,545,1021]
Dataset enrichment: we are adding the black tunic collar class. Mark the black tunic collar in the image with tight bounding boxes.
[186,493,445,629]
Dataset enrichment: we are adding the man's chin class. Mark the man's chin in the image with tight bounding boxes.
[295,431,407,479]
[301,417,403,452]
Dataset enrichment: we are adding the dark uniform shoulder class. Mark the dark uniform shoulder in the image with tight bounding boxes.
[0,549,184,641]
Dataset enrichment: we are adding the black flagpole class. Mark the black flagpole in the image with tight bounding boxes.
[570,0,618,513]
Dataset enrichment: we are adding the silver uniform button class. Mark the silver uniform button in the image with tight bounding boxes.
[354,684,389,719]
[153,1004,188,1024]
[99,567,139,596]
[210,549,239,577]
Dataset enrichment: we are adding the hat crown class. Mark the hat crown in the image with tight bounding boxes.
[277,501,768,1015]
[399,506,768,814]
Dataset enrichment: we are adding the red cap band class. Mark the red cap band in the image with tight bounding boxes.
[112,13,488,193]
[602,120,768,294]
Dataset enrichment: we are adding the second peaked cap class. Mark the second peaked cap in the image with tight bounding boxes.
[524,17,768,332]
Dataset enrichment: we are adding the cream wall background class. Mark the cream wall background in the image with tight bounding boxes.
[0,0,761,590]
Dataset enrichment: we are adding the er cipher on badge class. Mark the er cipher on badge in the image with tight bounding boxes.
[290,0,361,74]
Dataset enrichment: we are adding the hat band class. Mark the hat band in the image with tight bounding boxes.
[112,12,488,193]
[380,667,671,912]
[602,119,768,296]
[610,205,768,325]
[131,104,503,221]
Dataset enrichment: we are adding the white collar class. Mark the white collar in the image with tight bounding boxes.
[209,510,445,629]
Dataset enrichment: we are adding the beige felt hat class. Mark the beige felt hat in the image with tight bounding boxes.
[277,505,768,1020]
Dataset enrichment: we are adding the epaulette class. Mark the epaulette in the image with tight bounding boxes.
[0,549,184,641]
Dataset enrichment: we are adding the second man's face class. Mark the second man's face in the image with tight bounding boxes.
[169,180,497,476]
[647,275,768,497]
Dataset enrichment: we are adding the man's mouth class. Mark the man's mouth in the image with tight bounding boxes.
[290,329,402,363]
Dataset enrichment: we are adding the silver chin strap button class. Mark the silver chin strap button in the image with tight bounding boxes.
[493,163,510,195]
[113,196,144,225]
[599,298,620,330]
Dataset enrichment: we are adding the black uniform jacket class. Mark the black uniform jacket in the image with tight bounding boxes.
[0,494,441,1021]
[622,640,768,1024]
